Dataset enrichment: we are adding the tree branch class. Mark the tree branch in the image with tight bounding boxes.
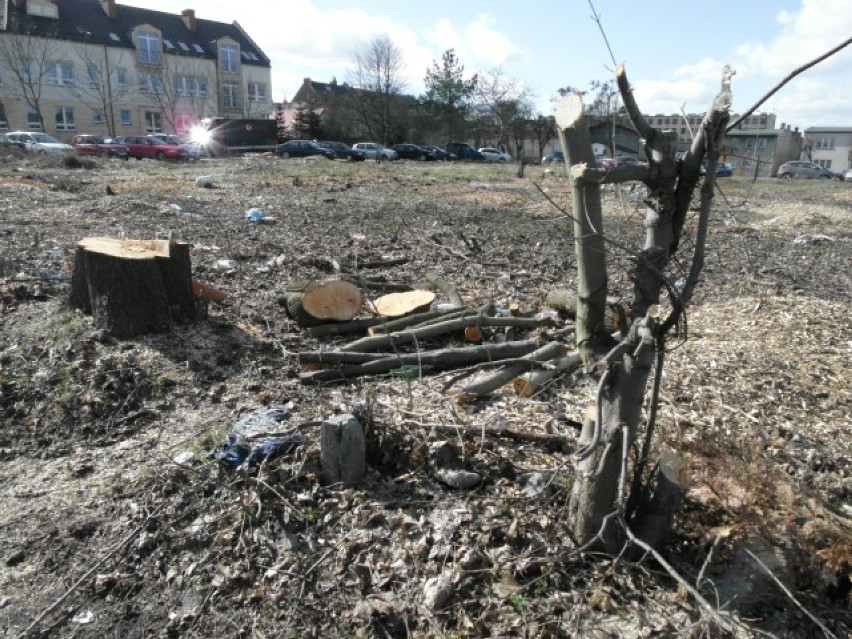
[728,35,852,132]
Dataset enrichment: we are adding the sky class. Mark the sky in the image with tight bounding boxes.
[135,0,852,128]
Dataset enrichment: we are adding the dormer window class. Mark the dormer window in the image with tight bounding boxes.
[137,31,160,65]
[27,0,58,19]
[219,44,238,73]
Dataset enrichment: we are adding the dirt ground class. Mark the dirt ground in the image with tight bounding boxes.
[0,150,850,638]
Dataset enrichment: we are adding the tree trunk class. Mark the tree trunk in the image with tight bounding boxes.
[564,65,733,549]
[555,93,610,368]
[68,237,196,339]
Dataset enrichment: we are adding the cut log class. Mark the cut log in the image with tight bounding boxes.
[371,290,436,317]
[68,237,196,339]
[284,279,363,328]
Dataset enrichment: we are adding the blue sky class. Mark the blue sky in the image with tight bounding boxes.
[139,0,852,127]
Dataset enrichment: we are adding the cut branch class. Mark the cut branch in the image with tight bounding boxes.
[300,339,541,384]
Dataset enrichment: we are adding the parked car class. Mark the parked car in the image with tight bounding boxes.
[114,135,187,160]
[445,142,484,161]
[316,141,365,161]
[5,131,74,154]
[276,140,335,159]
[149,134,203,159]
[776,160,842,180]
[352,142,398,160]
[478,147,512,162]
[391,143,436,161]
[71,134,129,159]
[700,161,734,177]
[420,145,455,161]
[602,155,644,168]
[542,150,565,164]
[845,168,852,182]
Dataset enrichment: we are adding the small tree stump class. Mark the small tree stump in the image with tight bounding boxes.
[68,237,196,339]
[320,413,366,486]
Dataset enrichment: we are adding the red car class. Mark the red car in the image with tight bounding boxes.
[71,134,129,159]
[113,135,187,160]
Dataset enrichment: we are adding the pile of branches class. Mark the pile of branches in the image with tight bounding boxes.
[282,275,598,400]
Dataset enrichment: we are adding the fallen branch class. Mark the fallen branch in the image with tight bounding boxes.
[424,274,464,307]
[513,351,582,396]
[451,341,567,400]
[367,306,475,335]
[340,315,552,353]
[300,339,542,384]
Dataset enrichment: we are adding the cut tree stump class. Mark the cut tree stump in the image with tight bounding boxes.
[283,279,363,328]
[68,237,196,339]
[320,413,366,485]
[371,289,436,317]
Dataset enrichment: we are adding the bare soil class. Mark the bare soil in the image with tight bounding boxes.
[0,151,850,638]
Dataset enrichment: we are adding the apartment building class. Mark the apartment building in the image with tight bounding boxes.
[0,0,272,140]
[645,112,777,153]
[803,126,852,173]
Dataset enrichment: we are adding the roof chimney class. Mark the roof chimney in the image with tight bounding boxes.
[181,9,196,32]
[100,0,117,18]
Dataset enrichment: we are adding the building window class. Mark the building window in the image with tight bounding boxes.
[92,110,105,124]
[45,62,74,86]
[117,67,128,88]
[137,31,160,65]
[745,138,767,149]
[27,107,42,130]
[815,159,832,169]
[138,72,162,93]
[247,82,267,102]
[87,65,100,88]
[120,110,132,125]
[816,137,835,149]
[55,106,75,131]
[0,102,7,131]
[219,44,238,73]
[222,80,239,108]
[144,111,163,133]
[194,77,207,97]
[174,75,191,96]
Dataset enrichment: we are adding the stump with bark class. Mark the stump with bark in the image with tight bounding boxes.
[68,237,197,339]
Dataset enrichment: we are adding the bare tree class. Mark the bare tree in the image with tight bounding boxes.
[71,44,131,137]
[555,64,736,550]
[145,55,216,135]
[347,34,405,145]
[532,114,556,159]
[0,30,60,130]
[474,68,534,149]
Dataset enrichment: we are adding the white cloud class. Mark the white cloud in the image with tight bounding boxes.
[424,12,523,69]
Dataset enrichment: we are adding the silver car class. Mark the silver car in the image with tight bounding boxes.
[777,160,841,180]
[352,142,397,160]
[5,131,75,154]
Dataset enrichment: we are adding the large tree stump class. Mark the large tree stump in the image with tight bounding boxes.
[282,279,363,328]
[68,237,196,339]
